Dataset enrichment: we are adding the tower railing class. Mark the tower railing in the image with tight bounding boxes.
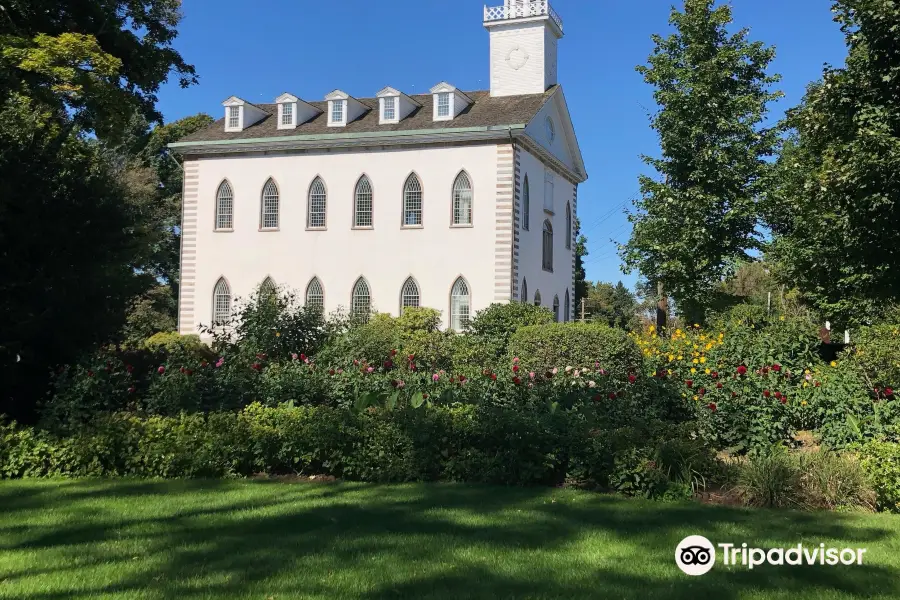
[484,1,563,32]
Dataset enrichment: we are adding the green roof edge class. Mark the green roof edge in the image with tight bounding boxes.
[168,124,527,149]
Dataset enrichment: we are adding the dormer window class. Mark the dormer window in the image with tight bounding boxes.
[222,96,267,133]
[437,93,450,117]
[274,93,319,130]
[331,100,344,124]
[325,90,367,128]
[429,82,472,122]
[227,106,240,129]
[376,87,420,124]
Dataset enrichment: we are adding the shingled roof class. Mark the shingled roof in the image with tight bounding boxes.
[177,88,555,144]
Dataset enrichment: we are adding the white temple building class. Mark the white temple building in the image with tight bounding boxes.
[170,0,586,334]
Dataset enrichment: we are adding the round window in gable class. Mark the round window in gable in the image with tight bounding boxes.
[545,117,556,143]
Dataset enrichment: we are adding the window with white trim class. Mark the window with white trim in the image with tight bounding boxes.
[553,295,560,322]
[564,289,570,322]
[281,103,293,126]
[213,278,232,324]
[227,106,240,129]
[565,202,572,249]
[521,278,528,304]
[452,171,473,225]
[351,277,371,321]
[307,177,327,229]
[544,170,554,212]
[331,100,344,124]
[542,220,553,272]
[437,92,450,117]
[522,175,530,231]
[261,178,279,229]
[400,277,420,313]
[215,180,233,230]
[354,176,373,228]
[534,289,541,307]
[403,173,422,226]
[450,277,470,331]
[383,96,396,121]
[259,277,276,300]
[306,277,324,311]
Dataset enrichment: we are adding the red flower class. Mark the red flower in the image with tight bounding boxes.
[699,387,706,396]
[490,373,497,381]
[422,393,429,399]
[815,381,821,387]
[886,388,894,397]
[708,402,717,412]
[737,365,748,376]
[716,382,723,389]
[593,394,602,402]
[329,369,336,376]
[180,366,186,373]
[772,364,782,372]
[384,359,393,369]
[628,374,636,384]
[513,365,520,373]
[200,361,207,368]
[774,391,782,400]
[711,371,719,379]
[608,392,617,400]
[685,379,693,388]
[409,364,417,372]
[157,366,165,375]
[458,374,467,383]
[408,354,415,361]
[449,376,456,383]
[299,353,306,362]
[780,396,787,404]
[513,376,521,385]
[763,390,771,398]
[353,359,359,366]
[128,386,136,394]
[185,369,193,376]
[762,367,769,375]
[87,370,94,377]
[251,363,262,371]
[390,349,397,357]
[731,391,737,398]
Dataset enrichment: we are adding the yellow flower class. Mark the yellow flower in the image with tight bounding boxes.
[830,361,838,368]
[693,323,700,328]
[693,395,699,401]
[676,329,682,335]
[803,382,808,388]
[677,355,683,361]
[692,358,699,365]
[690,368,697,374]
[275,331,281,337]
[705,368,711,375]
[801,400,808,406]
[780,315,786,321]
[804,369,811,375]
[649,325,656,333]
[700,357,707,364]
[668,354,675,362]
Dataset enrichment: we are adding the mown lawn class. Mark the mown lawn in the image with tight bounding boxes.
[0,480,898,599]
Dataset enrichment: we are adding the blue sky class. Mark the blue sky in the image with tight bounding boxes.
[157,0,847,290]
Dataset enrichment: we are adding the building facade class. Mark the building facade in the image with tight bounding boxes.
[171,0,586,335]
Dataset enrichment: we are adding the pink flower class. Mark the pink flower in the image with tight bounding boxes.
[215,357,224,368]
[513,357,520,364]
[397,380,406,389]
[337,368,343,374]
[367,366,374,373]
[599,369,608,376]
[552,367,559,375]
[292,353,298,361]
[529,371,535,380]
[432,373,440,382]
[594,362,600,369]
[157,366,165,375]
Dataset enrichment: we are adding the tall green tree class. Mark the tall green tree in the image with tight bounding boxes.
[620,0,782,324]
[585,281,640,331]
[573,216,589,310]
[764,0,900,326]
[0,0,196,142]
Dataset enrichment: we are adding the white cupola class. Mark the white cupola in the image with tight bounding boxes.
[222,96,268,132]
[483,0,564,97]
[274,93,321,130]
[429,82,472,122]
[324,90,367,127]
[376,87,421,124]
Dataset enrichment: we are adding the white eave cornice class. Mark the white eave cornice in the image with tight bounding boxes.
[376,86,422,106]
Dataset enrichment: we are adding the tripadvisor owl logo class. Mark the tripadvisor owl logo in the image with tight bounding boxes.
[675,535,869,576]
[675,535,716,576]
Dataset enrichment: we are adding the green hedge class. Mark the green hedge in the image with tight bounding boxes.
[508,322,642,379]
[0,405,703,496]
